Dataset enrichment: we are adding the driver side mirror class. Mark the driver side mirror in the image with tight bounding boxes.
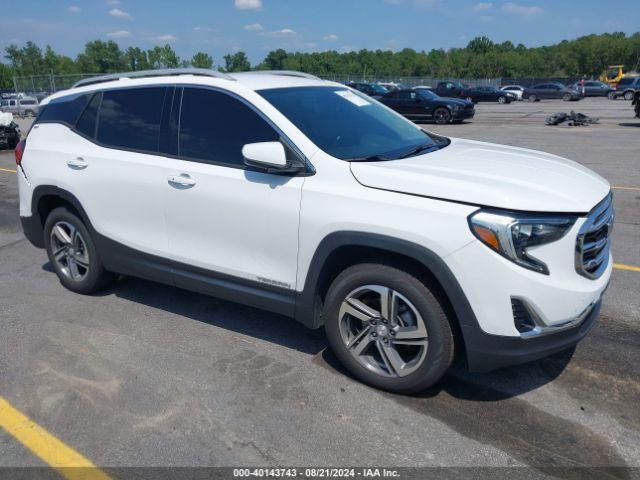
[242,141,303,174]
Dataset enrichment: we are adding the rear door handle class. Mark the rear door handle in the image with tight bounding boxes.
[67,157,87,170]
[167,174,196,188]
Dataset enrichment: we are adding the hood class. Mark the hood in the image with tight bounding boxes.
[350,138,610,213]
[439,97,472,107]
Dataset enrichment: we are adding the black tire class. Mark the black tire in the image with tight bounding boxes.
[433,107,452,124]
[528,94,537,102]
[624,91,635,101]
[323,263,455,394]
[44,206,114,294]
[498,96,507,104]
[607,91,616,100]
[562,93,572,102]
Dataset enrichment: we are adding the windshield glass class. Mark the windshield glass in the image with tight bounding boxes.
[371,84,389,95]
[415,89,439,99]
[259,86,444,161]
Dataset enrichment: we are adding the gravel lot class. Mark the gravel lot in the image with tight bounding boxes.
[0,97,639,477]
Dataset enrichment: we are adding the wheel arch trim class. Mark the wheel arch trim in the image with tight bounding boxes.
[295,231,478,331]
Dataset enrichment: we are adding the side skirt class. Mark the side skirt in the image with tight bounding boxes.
[95,233,297,318]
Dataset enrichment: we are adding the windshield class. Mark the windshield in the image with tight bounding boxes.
[259,86,444,161]
[371,84,389,95]
[415,89,439,100]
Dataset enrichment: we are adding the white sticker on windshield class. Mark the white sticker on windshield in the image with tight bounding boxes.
[335,90,371,107]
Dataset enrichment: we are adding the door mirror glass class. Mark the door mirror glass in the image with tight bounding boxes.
[242,141,288,169]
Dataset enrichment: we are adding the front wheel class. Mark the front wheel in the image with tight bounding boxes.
[528,94,537,102]
[607,91,616,100]
[44,207,114,294]
[624,91,635,101]
[323,264,455,394]
[433,107,452,124]
[562,93,572,102]
[498,96,507,104]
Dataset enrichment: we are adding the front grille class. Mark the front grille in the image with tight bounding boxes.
[575,193,614,279]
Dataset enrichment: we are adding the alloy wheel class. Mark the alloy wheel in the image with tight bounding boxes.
[338,285,429,378]
[434,108,451,124]
[50,221,90,282]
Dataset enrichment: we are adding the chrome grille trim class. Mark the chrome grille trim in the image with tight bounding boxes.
[575,193,614,279]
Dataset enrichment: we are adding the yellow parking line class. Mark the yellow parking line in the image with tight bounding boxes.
[0,396,111,480]
[0,167,17,173]
[612,185,640,191]
[614,263,640,273]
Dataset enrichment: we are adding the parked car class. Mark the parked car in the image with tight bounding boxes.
[500,85,525,100]
[0,112,20,150]
[609,76,640,100]
[18,69,613,393]
[523,83,583,102]
[0,96,40,117]
[379,88,474,124]
[433,81,474,100]
[347,82,389,99]
[465,86,515,104]
[569,80,613,97]
[378,82,407,92]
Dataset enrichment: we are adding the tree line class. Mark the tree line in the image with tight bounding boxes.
[2,32,639,89]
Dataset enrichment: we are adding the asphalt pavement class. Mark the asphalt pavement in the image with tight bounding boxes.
[0,97,638,478]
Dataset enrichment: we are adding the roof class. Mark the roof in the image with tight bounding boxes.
[230,72,331,90]
[41,69,338,106]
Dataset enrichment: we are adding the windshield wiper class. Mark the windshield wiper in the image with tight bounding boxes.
[398,143,442,159]
[348,154,394,162]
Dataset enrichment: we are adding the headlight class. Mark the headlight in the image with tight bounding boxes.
[468,210,577,274]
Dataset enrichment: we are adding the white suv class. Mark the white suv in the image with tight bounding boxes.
[16,69,613,393]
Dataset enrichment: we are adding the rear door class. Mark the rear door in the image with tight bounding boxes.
[65,87,176,264]
[164,86,304,294]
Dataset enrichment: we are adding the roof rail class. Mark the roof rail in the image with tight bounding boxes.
[239,70,322,81]
[72,68,235,88]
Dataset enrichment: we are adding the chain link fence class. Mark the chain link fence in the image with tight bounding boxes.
[12,73,590,99]
[317,75,502,88]
[12,74,100,99]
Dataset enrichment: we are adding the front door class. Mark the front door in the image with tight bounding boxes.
[164,87,304,295]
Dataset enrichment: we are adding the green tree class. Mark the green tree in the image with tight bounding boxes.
[147,44,180,69]
[223,51,250,72]
[191,52,213,69]
[76,40,125,73]
[124,47,149,71]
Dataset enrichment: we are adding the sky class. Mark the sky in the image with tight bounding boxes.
[1,0,639,66]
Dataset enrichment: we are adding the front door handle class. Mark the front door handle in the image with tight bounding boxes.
[167,174,196,188]
[67,157,88,170]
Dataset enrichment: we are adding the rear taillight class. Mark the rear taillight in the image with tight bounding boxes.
[15,139,25,166]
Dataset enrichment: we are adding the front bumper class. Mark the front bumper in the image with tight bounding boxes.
[452,108,475,120]
[461,299,601,372]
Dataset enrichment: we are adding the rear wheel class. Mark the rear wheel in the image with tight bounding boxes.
[624,91,635,101]
[562,93,572,102]
[44,207,114,294]
[324,263,454,394]
[528,94,537,102]
[433,107,452,124]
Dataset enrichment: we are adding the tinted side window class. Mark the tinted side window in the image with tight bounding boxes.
[38,93,91,126]
[97,87,166,152]
[179,88,279,167]
[76,92,101,139]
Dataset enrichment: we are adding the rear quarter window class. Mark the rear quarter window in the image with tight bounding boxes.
[37,93,91,126]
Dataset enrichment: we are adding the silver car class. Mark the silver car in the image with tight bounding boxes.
[0,96,40,117]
